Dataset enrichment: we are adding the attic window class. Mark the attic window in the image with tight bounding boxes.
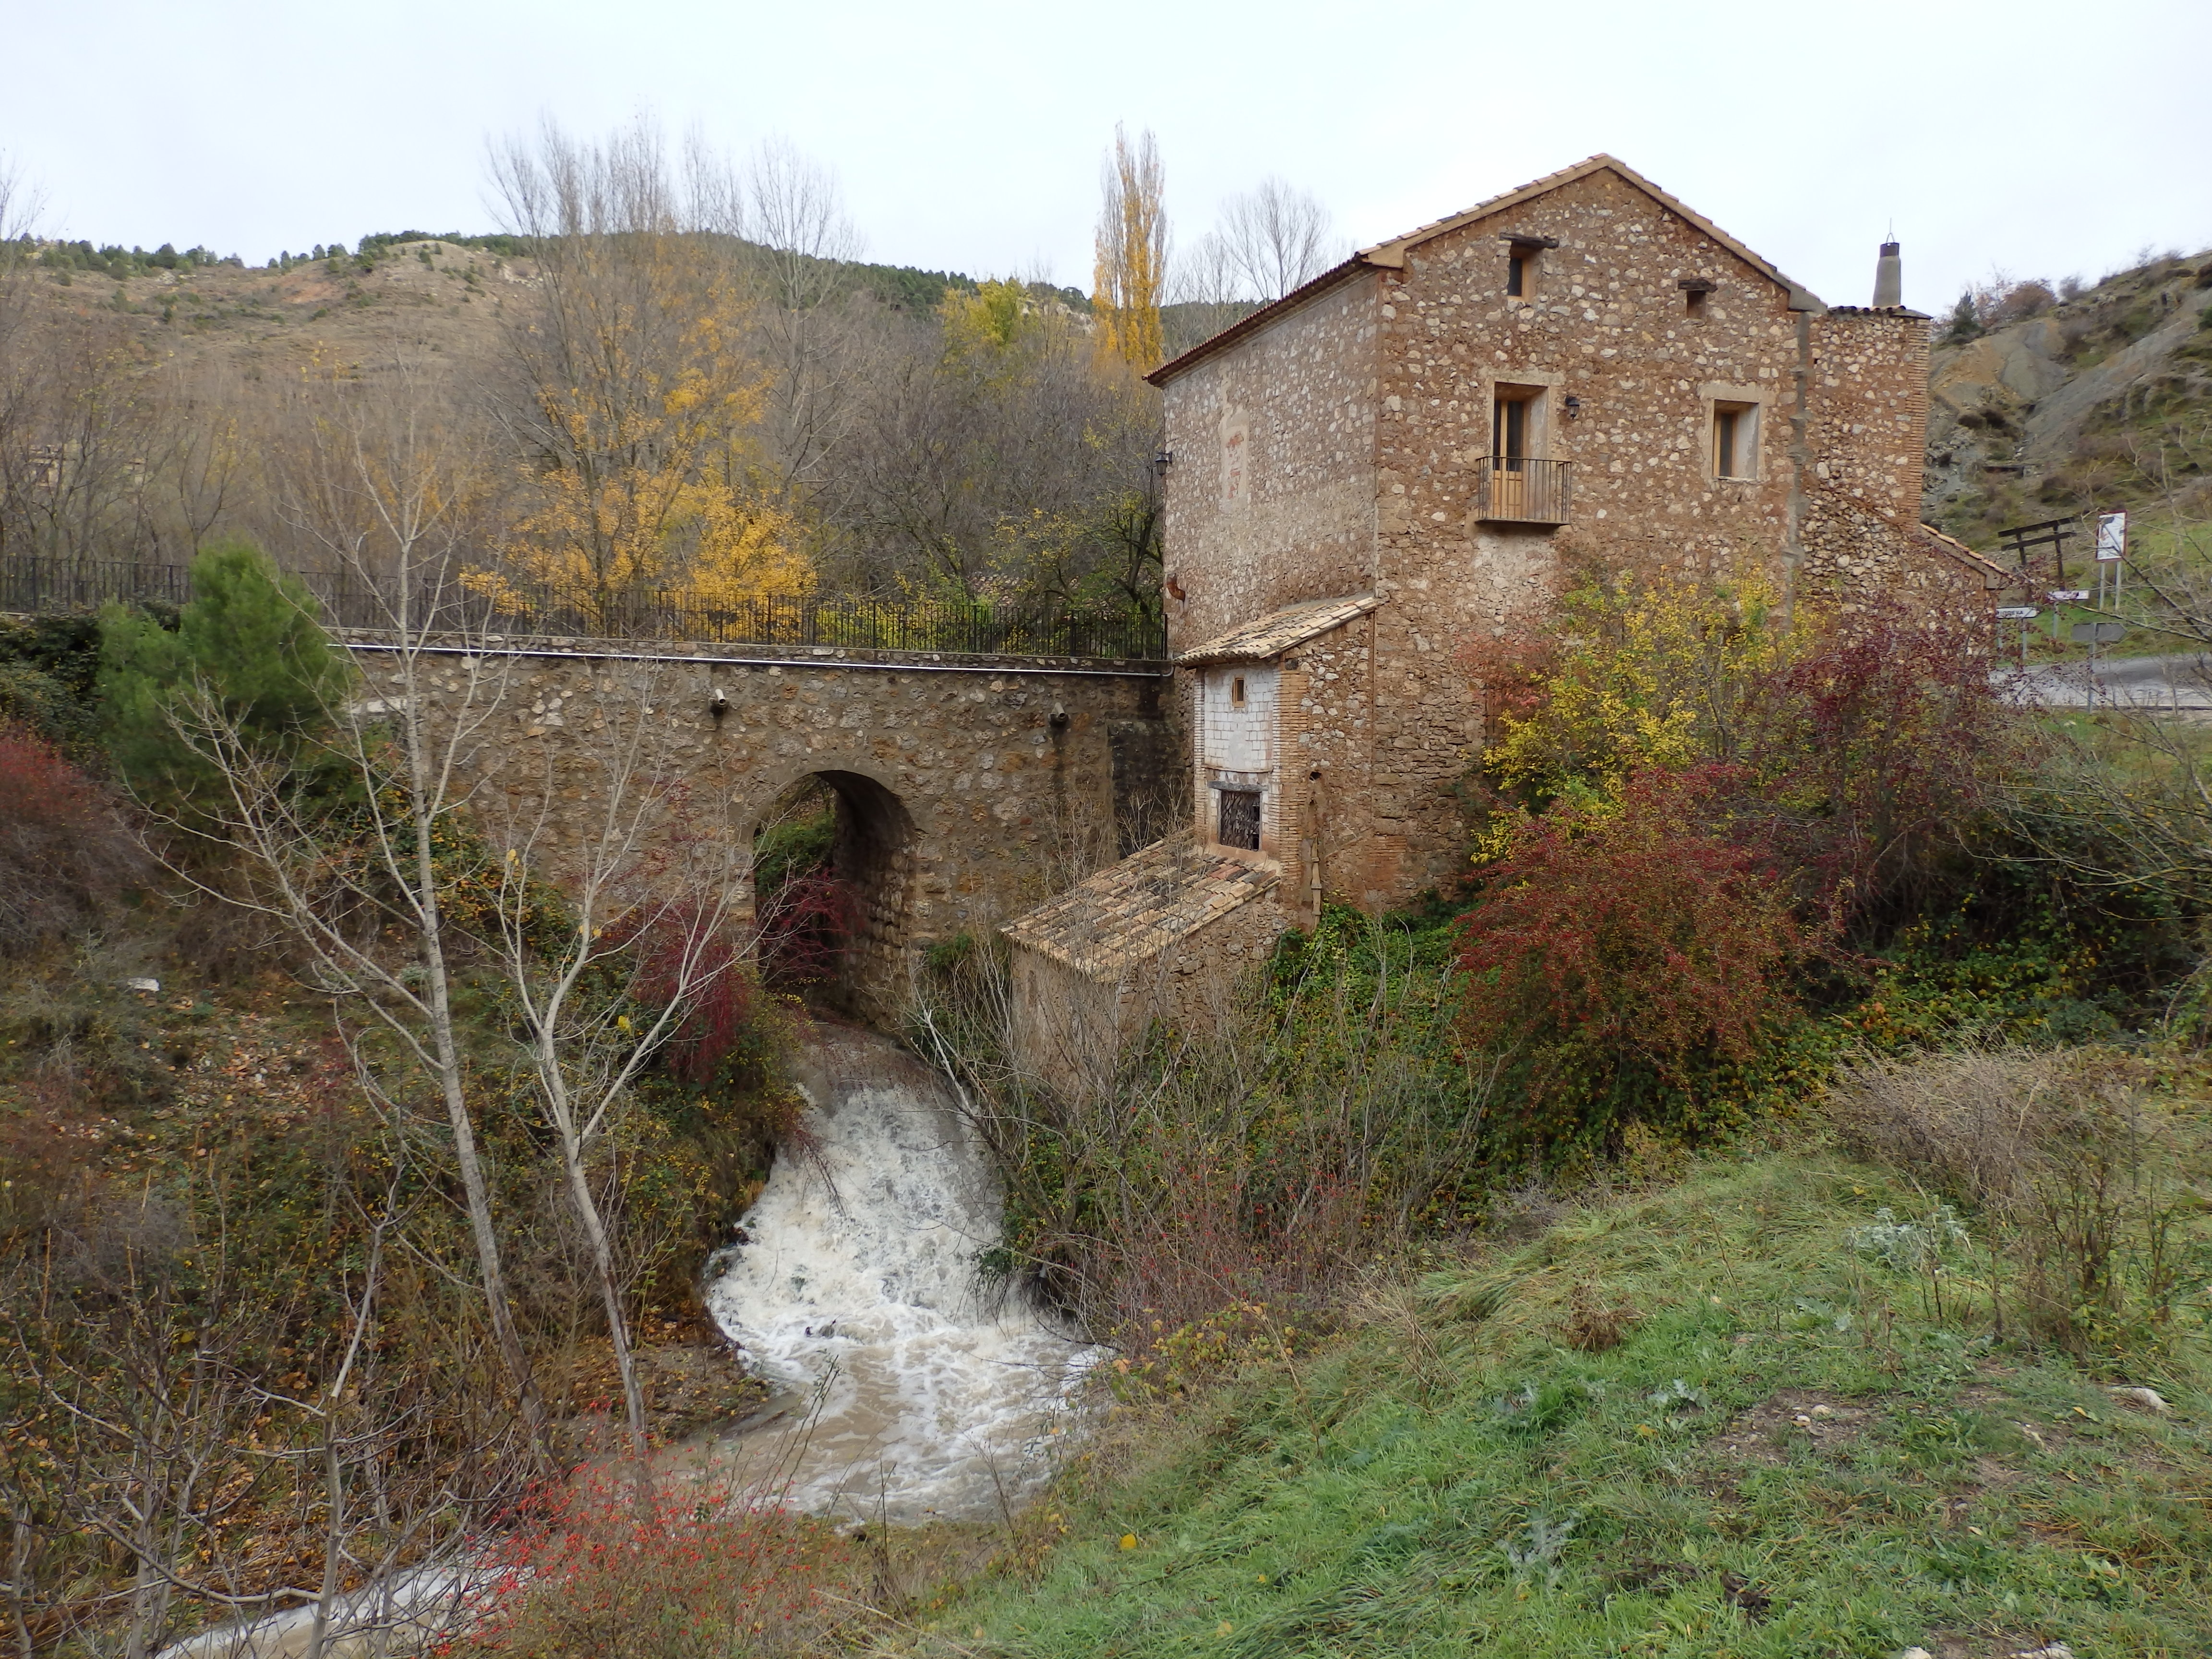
[1501,233,1558,300]
[1679,276,1716,315]
[1230,674,1247,706]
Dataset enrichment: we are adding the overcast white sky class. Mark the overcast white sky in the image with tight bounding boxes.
[6,0,2208,314]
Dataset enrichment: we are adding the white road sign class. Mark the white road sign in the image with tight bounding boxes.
[2097,512,2127,562]
[2047,589,2089,601]
[1996,606,2040,620]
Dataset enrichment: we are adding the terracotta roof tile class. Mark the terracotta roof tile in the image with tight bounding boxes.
[1175,594,1378,666]
[1000,834,1278,978]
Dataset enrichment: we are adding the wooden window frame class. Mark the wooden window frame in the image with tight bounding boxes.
[1500,233,1558,302]
[1711,399,1760,481]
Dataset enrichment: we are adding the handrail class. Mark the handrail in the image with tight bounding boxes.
[0,557,1169,662]
[1479,457,1572,525]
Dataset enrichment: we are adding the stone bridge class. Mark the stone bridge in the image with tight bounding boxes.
[348,634,1178,1021]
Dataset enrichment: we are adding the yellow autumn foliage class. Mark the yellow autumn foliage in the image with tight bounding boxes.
[487,242,812,625]
[942,278,1033,357]
[1480,573,1809,820]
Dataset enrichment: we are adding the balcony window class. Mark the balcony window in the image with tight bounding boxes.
[1479,384,1571,524]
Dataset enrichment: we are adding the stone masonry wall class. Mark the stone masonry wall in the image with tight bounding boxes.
[1268,611,1388,910]
[361,640,1171,1022]
[1806,309,1934,524]
[1368,167,1828,891]
[1801,485,2000,627]
[1161,273,1385,652]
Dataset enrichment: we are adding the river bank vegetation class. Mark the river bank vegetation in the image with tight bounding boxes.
[8,544,2212,1656]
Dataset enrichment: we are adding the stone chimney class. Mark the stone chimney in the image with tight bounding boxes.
[1873,240,1902,308]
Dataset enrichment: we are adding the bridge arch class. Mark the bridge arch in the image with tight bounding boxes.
[346,639,1175,1027]
[741,758,919,1017]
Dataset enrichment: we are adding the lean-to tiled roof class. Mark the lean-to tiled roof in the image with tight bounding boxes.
[1000,834,1278,979]
[1916,522,2010,588]
[1175,594,1379,667]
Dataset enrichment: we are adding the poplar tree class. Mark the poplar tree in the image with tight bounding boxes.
[1093,124,1167,372]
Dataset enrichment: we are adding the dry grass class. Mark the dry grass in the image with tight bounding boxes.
[1825,1044,2080,1211]
[1825,1044,2195,1357]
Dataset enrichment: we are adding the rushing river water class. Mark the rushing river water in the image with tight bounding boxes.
[702,1025,1096,1524]
[159,1027,1083,1656]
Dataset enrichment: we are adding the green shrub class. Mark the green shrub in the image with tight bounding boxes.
[0,615,104,757]
[97,540,351,817]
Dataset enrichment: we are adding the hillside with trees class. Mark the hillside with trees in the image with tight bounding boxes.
[0,123,1339,631]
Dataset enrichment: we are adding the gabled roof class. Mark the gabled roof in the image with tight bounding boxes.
[1175,594,1379,666]
[1000,833,1278,979]
[1151,154,1827,386]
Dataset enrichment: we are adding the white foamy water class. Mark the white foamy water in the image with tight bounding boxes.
[702,1027,1096,1525]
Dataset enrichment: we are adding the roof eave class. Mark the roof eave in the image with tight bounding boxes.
[1361,152,1827,313]
[1147,256,1379,386]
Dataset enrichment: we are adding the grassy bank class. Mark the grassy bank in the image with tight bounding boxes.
[895,1142,2212,1659]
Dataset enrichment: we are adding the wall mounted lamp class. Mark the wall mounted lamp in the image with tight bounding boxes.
[1153,449,1174,477]
[1563,395,1583,420]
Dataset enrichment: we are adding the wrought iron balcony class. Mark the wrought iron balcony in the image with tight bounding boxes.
[1478,456,1572,526]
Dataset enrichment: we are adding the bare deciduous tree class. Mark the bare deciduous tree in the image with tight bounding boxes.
[144,361,547,1452]
[695,134,873,501]
[1207,176,1338,303]
[481,677,748,1487]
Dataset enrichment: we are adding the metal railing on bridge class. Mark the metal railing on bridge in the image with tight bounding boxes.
[0,557,1169,662]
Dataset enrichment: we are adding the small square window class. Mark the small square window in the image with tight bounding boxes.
[1217,788,1262,851]
[1501,234,1555,299]
[1712,401,1759,480]
[1230,674,1247,706]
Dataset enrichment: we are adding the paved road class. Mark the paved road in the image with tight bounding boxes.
[2013,651,2212,710]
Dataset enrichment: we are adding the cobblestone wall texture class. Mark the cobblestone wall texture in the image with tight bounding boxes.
[365,639,1171,1021]
[1164,275,1383,649]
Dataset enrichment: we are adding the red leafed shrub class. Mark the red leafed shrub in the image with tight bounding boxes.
[1455,765,1826,1147]
[626,901,760,1089]
[460,1465,847,1658]
[1739,602,2014,922]
[0,720,145,954]
[754,869,861,989]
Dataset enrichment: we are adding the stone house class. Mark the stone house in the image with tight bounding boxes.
[1003,154,2003,1086]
